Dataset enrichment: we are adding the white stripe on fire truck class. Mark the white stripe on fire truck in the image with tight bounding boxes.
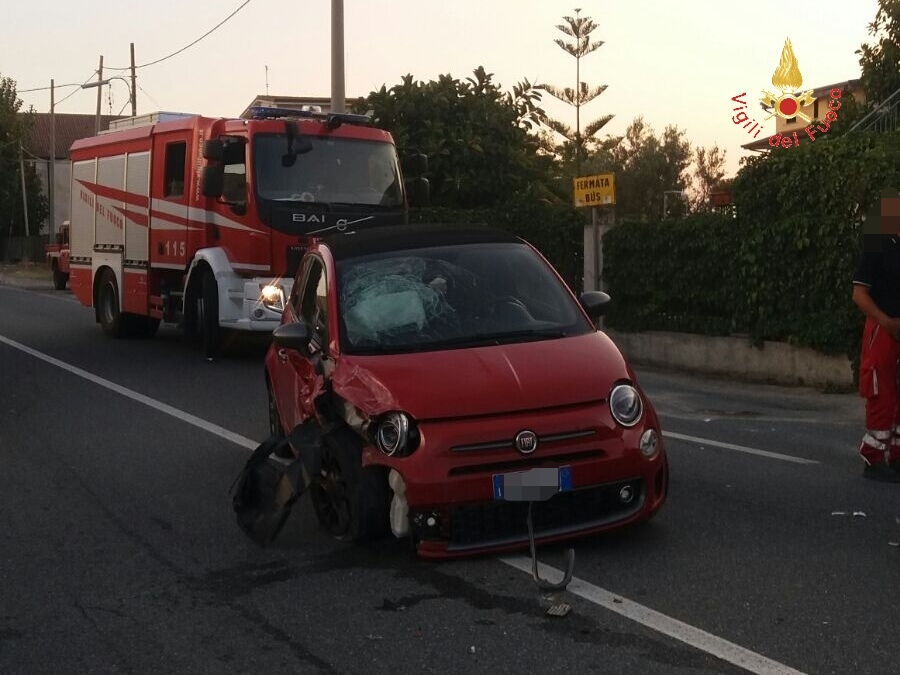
[149,200,261,233]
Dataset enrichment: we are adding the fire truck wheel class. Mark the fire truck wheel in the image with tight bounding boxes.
[199,271,223,358]
[311,430,390,543]
[52,268,68,290]
[97,269,125,338]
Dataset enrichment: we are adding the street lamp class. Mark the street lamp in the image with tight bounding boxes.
[82,76,135,133]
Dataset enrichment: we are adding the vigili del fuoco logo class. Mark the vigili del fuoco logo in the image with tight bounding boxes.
[730,38,842,148]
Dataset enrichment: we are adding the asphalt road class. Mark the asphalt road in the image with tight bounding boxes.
[1,280,897,675]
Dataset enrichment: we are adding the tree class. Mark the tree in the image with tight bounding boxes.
[689,144,727,213]
[360,67,556,208]
[541,9,614,173]
[586,117,693,222]
[857,0,900,106]
[0,73,48,243]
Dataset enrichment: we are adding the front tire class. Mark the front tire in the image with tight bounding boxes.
[310,431,390,543]
[52,267,68,290]
[198,270,223,358]
[97,269,125,338]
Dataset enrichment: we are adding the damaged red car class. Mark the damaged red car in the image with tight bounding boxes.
[239,223,668,562]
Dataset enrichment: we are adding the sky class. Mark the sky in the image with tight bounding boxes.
[2,0,881,178]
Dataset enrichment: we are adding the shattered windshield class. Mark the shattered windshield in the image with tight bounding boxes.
[253,134,403,207]
[336,243,591,354]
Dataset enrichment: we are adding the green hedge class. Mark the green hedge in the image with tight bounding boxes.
[409,200,587,291]
[603,213,741,335]
[602,131,900,373]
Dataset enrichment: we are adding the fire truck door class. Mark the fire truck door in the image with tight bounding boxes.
[151,136,191,269]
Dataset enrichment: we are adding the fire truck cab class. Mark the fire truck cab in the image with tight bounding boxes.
[67,108,427,357]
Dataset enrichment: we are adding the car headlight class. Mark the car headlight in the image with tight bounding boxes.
[374,412,420,457]
[260,284,285,312]
[609,383,643,427]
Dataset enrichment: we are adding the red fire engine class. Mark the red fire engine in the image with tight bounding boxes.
[45,220,70,290]
[67,108,427,357]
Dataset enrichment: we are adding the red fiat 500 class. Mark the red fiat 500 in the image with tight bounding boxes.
[259,223,668,559]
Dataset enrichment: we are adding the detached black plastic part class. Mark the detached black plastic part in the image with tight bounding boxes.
[231,421,324,547]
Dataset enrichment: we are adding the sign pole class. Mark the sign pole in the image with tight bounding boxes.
[592,206,599,292]
[573,172,616,297]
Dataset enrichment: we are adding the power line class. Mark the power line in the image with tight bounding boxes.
[18,83,82,94]
[106,0,253,71]
[56,72,102,107]
[138,85,160,110]
[17,71,100,109]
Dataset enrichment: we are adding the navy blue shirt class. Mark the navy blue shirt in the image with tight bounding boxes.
[853,235,900,317]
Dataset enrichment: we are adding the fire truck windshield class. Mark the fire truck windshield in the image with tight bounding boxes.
[252,134,404,208]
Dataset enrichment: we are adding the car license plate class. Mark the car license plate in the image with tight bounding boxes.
[492,466,572,502]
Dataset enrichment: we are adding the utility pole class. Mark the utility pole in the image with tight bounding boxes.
[19,142,30,237]
[49,78,55,239]
[331,0,345,113]
[130,43,137,116]
[95,55,104,134]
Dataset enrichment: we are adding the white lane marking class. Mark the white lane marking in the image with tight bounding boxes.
[0,334,258,451]
[500,556,813,675]
[663,430,819,465]
[2,334,815,675]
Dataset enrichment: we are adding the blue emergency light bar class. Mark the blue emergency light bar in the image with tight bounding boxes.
[247,106,372,126]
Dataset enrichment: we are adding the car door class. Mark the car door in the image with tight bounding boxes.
[272,256,329,431]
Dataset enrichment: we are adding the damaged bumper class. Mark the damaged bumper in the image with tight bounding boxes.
[369,403,669,560]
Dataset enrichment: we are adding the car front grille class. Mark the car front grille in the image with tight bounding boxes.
[447,478,644,551]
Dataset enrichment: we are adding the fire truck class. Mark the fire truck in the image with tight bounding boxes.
[67,108,427,357]
[45,220,70,290]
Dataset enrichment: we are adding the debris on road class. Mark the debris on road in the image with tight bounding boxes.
[853,511,867,518]
[889,541,899,547]
[469,646,476,654]
[546,603,572,618]
[831,511,847,516]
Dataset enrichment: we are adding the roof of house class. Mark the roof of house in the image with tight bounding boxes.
[742,136,776,152]
[740,78,865,152]
[21,113,124,159]
[807,78,864,99]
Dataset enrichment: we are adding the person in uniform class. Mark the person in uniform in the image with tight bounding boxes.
[852,187,900,482]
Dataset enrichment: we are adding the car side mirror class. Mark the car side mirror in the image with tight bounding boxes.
[202,139,224,161]
[201,166,224,198]
[579,291,610,320]
[272,321,312,357]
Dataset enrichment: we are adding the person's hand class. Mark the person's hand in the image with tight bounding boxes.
[884,316,900,340]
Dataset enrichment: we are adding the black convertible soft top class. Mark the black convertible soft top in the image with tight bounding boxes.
[321,223,522,260]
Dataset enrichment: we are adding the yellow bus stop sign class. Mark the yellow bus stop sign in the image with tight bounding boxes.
[573,174,616,207]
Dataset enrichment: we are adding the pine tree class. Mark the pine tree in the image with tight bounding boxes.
[540,9,614,173]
